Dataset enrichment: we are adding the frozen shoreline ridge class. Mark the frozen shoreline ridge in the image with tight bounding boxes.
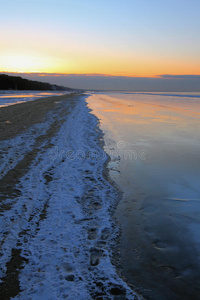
[0,93,138,299]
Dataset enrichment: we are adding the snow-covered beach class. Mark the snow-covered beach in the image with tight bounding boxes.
[1,91,200,300]
[0,93,138,299]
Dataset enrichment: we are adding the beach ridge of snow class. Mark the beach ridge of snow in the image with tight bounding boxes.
[0,94,139,299]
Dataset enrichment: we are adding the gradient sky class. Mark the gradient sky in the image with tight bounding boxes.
[0,0,200,90]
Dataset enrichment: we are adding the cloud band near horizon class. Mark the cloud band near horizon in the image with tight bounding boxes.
[1,72,200,92]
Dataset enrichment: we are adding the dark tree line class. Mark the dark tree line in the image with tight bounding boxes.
[0,74,70,91]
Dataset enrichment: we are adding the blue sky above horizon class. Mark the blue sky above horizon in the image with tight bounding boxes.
[0,0,200,90]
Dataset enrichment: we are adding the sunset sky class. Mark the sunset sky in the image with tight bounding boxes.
[0,0,200,90]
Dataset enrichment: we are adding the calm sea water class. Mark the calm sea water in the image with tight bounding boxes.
[87,92,200,300]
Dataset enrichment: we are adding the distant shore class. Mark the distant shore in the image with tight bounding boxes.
[0,74,70,91]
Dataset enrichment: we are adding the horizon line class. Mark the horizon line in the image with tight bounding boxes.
[1,71,200,80]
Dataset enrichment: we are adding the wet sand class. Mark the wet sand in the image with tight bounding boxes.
[0,94,75,141]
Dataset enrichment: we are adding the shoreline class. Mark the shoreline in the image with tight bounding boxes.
[86,97,144,298]
[0,93,139,299]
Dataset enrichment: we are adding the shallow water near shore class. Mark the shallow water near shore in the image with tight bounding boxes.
[87,92,200,299]
[0,90,70,107]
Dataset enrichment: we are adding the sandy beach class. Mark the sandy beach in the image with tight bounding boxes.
[2,91,200,299]
[0,93,138,299]
[0,93,78,298]
[0,94,75,141]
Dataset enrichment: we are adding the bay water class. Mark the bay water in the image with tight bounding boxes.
[87,92,200,300]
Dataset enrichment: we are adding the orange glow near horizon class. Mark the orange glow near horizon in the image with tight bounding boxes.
[1,46,200,78]
[0,54,64,74]
[1,56,200,78]
[1,23,200,78]
[1,1,200,84]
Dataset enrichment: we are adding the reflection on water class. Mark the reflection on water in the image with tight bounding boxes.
[87,92,200,300]
[0,91,69,107]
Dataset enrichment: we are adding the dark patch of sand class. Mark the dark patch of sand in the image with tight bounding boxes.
[0,94,74,141]
[0,249,28,300]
